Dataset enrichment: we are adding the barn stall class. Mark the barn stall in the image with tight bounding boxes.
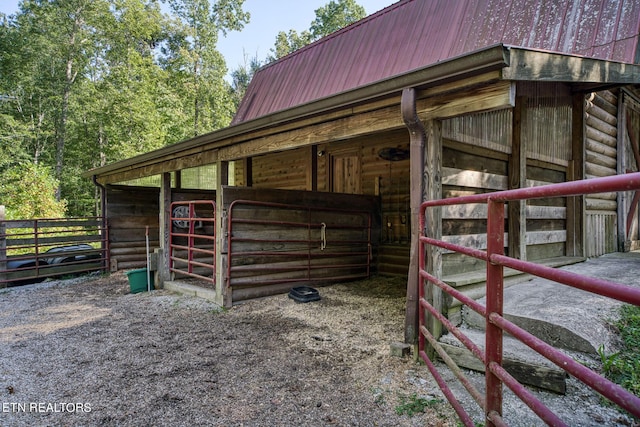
[84,0,640,345]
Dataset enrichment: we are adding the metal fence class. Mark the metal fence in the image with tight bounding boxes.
[169,200,216,286]
[418,173,640,426]
[0,209,108,287]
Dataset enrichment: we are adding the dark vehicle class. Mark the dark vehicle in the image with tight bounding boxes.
[5,244,101,286]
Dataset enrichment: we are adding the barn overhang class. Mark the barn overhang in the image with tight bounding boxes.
[83,44,640,185]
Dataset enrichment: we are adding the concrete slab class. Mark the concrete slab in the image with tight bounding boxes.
[163,280,218,303]
[463,251,640,354]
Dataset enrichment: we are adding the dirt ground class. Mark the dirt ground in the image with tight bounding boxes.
[0,273,458,426]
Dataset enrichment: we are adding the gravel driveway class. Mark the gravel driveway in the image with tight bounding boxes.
[0,273,456,426]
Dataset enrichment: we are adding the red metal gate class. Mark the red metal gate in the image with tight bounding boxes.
[418,173,640,426]
[169,201,215,286]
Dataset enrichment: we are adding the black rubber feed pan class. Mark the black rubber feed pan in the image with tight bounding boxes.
[288,286,321,303]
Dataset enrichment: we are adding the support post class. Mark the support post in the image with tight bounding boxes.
[308,145,318,191]
[215,158,230,307]
[508,95,527,260]
[401,88,426,348]
[568,93,585,257]
[401,87,442,357]
[424,119,443,358]
[242,157,252,188]
[158,172,172,287]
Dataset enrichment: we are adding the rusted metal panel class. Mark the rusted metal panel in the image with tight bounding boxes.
[233,0,640,124]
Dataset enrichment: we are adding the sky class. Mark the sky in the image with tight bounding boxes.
[0,0,396,75]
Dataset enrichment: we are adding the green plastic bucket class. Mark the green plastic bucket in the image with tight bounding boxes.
[126,268,154,293]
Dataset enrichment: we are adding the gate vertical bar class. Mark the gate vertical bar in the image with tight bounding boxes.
[188,202,196,274]
[485,198,505,425]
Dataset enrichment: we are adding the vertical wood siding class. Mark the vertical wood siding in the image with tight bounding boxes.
[106,185,160,271]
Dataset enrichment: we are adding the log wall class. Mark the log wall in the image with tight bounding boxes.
[584,90,619,257]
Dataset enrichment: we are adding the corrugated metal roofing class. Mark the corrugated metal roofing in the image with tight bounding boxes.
[232,0,640,124]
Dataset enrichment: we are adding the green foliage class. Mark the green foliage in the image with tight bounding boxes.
[309,0,366,39]
[268,0,366,60]
[394,393,441,417]
[228,52,262,109]
[0,163,67,219]
[0,0,249,216]
[600,305,640,398]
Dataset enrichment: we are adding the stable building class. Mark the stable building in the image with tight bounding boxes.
[84,0,640,342]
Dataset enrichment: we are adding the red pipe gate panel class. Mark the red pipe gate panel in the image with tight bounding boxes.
[169,201,216,286]
[418,173,640,426]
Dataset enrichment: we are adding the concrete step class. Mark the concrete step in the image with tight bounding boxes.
[438,327,568,394]
[461,252,640,355]
[437,252,640,393]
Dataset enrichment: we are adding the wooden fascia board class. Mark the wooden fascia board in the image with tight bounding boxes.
[94,72,509,185]
[85,45,510,182]
[502,47,640,85]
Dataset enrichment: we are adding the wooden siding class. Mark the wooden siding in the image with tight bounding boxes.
[525,164,567,260]
[251,147,310,190]
[442,142,509,277]
[106,185,160,271]
[220,187,381,304]
[585,90,619,257]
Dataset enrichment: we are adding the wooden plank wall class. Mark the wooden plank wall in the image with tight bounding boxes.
[106,185,160,271]
[240,130,413,276]
[584,90,618,257]
[250,147,310,190]
[441,141,509,276]
[220,186,381,303]
[525,164,567,260]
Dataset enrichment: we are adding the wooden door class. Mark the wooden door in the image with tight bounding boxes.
[330,151,361,194]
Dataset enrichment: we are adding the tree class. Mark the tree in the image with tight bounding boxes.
[163,0,250,136]
[269,0,366,60]
[228,51,262,109]
[309,0,365,39]
[0,0,112,202]
[0,0,250,218]
[0,163,67,219]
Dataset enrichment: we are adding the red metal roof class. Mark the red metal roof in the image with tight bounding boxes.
[232,0,640,124]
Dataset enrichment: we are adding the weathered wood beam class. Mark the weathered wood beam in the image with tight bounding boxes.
[417,80,514,121]
[566,93,585,257]
[442,167,508,190]
[159,172,172,286]
[216,158,230,307]
[502,48,640,85]
[424,119,443,357]
[508,95,526,260]
[401,87,425,348]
